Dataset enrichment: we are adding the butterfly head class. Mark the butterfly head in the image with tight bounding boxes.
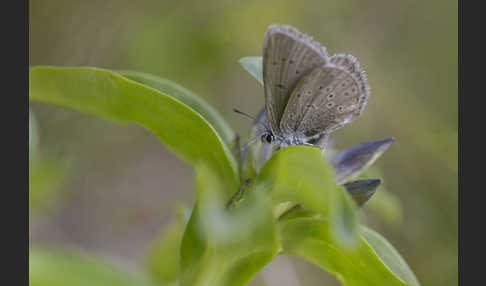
[260,129,308,148]
[260,131,275,144]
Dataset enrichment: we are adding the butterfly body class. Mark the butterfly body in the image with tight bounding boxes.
[261,24,370,150]
[266,132,308,148]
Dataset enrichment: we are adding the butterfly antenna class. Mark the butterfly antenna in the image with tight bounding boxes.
[232,108,256,120]
[233,107,272,152]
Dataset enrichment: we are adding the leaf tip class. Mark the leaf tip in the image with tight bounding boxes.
[343,178,382,206]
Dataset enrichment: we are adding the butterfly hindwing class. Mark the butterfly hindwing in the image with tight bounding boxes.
[279,54,369,138]
[263,24,329,135]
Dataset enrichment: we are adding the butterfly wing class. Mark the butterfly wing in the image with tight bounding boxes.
[263,24,329,135]
[279,54,369,138]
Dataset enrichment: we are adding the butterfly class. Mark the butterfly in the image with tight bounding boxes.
[258,24,370,149]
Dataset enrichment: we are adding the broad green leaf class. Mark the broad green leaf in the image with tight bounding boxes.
[278,216,420,286]
[360,226,420,286]
[255,146,360,248]
[29,66,239,193]
[180,165,279,286]
[30,249,156,286]
[239,57,263,85]
[145,205,191,285]
[119,71,235,146]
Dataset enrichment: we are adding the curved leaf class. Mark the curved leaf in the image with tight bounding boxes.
[255,146,360,248]
[30,249,156,286]
[360,226,420,286]
[278,216,420,286]
[119,71,235,146]
[29,66,239,192]
[180,165,279,286]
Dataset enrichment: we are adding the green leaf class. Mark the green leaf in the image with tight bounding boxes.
[360,226,420,286]
[279,216,420,286]
[239,57,263,85]
[29,109,72,215]
[29,155,71,214]
[29,66,239,193]
[145,205,191,285]
[119,71,235,146]
[255,146,360,248]
[180,165,280,286]
[30,249,156,286]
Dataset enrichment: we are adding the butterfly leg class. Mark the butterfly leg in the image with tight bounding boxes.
[225,178,252,210]
[314,133,331,154]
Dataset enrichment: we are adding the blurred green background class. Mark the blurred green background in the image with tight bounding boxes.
[29,0,457,285]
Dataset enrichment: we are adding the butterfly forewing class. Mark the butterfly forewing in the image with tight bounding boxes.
[263,24,329,134]
[280,54,369,138]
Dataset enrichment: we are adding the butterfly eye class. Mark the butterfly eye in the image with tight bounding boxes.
[261,132,274,144]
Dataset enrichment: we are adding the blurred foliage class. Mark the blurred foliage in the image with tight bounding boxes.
[146,205,191,285]
[30,249,156,286]
[179,165,280,286]
[29,110,72,215]
[29,0,457,285]
[29,110,39,158]
[29,154,71,214]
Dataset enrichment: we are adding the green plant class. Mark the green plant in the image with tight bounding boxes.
[29,57,419,285]
[29,109,72,215]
